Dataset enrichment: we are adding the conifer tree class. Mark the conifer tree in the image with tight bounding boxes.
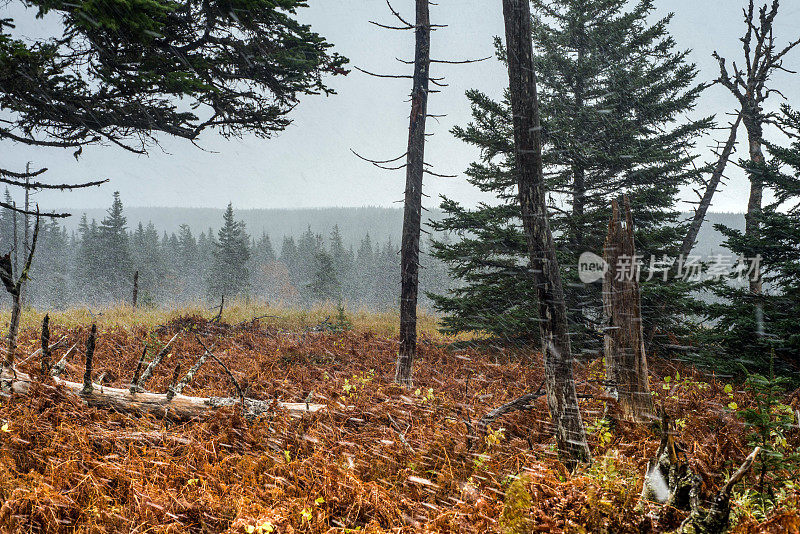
[329,225,353,300]
[431,0,711,349]
[297,226,324,303]
[93,192,134,302]
[74,216,100,303]
[705,106,800,375]
[307,250,340,302]
[131,222,166,305]
[248,232,279,303]
[253,233,276,264]
[176,224,201,300]
[0,189,15,254]
[329,225,351,275]
[0,0,347,179]
[353,234,376,308]
[207,203,250,299]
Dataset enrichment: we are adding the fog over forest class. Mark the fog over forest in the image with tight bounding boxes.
[0,195,744,311]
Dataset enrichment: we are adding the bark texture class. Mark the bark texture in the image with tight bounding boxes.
[501,0,590,466]
[395,0,431,387]
[603,197,655,422]
[743,114,765,295]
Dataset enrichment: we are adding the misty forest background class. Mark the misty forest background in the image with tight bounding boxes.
[0,187,740,311]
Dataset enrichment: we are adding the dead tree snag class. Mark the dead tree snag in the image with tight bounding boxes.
[713,0,800,294]
[353,1,485,387]
[603,197,655,423]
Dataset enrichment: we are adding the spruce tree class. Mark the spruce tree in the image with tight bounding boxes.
[90,192,134,303]
[75,216,100,303]
[329,225,353,301]
[307,250,340,303]
[207,203,250,299]
[704,106,800,376]
[34,220,70,309]
[353,234,376,307]
[431,0,711,350]
[248,232,278,303]
[130,222,166,306]
[253,233,276,264]
[176,224,201,300]
[1,0,347,169]
[297,226,324,303]
[0,189,15,255]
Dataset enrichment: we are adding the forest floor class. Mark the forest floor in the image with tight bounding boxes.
[0,307,798,533]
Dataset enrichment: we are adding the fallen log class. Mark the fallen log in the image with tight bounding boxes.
[2,369,326,421]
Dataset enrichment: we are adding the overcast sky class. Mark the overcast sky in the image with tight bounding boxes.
[4,1,800,212]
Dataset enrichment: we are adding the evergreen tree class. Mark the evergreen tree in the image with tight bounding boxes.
[352,233,376,307]
[374,238,400,309]
[131,222,167,305]
[94,192,134,302]
[1,0,347,184]
[75,216,100,303]
[207,203,250,299]
[297,226,324,303]
[703,106,800,376]
[253,232,276,264]
[329,225,352,275]
[307,250,340,302]
[248,232,279,303]
[0,189,15,256]
[29,219,70,309]
[176,224,201,300]
[329,225,353,301]
[431,0,711,348]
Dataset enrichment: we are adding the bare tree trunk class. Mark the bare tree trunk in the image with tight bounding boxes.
[603,197,655,422]
[2,213,39,375]
[4,291,21,371]
[132,270,139,308]
[679,113,742,259]
[12,202,18,274]
[395,0,431,387]
[21,169,30,307]
[742,114,765,295]
[501,0,590,466]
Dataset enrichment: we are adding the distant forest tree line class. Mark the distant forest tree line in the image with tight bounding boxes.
[0,191,451,310]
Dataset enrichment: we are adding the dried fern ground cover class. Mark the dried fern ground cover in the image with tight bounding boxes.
[0,314,798,533]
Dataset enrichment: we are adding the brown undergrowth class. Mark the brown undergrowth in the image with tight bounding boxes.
[0,315,797,533]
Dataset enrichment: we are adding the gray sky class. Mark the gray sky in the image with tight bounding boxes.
[4,1,800,212]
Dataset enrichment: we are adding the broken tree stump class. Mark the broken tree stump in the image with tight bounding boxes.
[638,415,760,534]
[603,196,655,422]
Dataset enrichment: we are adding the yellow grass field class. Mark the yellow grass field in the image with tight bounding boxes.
[0,301,446,340]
